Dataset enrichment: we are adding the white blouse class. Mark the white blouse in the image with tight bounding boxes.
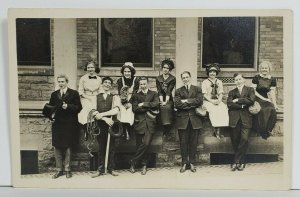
[78,74,102,96]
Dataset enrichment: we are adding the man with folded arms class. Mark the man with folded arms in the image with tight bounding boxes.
[227,73,255,171]
[174,71,203,173]
[129,77,159,175]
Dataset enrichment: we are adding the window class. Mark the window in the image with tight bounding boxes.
[100,18,153,68]
[202,17,257,70]
[16,18,51,66]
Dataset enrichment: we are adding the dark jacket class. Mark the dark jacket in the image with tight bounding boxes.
[227,86,255,128]
[131,90,159,134]
[49,88,82,148]
[174,85,203,130]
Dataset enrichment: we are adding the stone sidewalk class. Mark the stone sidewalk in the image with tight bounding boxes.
[21,161,283,179]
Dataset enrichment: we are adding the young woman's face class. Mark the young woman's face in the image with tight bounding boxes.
[162,64,170,75]
[260,63,270,75]
[87,63,96,75]
[123,68,132,79]
[208,70,217,79]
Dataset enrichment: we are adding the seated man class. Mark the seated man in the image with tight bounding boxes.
[91,76,121,177]
[129,77,159,175]
[227,73,255,171]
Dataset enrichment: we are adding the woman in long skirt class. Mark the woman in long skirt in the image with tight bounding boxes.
[252,61,278,140]
[202,63,229,139]
[156,59,176,138]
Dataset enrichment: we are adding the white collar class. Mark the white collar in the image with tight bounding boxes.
[184,83,191,89]
[259,73,271,79]
[237,85,244,90]
[138,89,149,94]
[60,87,68,94]
[102,91,111,95]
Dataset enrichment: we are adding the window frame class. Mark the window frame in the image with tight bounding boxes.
[17,18,53,70]
[200,17,259,72]
[98,18,155,71]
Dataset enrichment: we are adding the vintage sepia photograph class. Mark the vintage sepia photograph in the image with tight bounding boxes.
[8,9,292,189]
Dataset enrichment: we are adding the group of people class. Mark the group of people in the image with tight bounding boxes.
[45,59,278,179]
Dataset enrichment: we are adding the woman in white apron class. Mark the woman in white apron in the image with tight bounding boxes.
[116,62,139,140]
[202,63,229,139]
[78,60,102,127]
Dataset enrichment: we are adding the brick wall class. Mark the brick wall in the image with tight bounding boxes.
[153,18,176,70]
[77,18,98,70]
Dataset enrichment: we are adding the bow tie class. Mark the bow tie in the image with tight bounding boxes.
[89,76,97,79]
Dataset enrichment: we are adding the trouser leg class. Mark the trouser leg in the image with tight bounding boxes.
[54,147,63,172]
[236,127,250,164]
[132,132,153,166]
[188,127,199,164]
[178,129,189,165]
[64,147,72,172]
[230,120,242,163]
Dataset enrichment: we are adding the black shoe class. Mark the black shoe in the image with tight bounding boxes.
[129,160,135,173]
[180,164,187,173]
[66,171,72,178]
[190,164,196,173]
[91,170,103,178]
[141,166,147,175]
[237,163,246,171]
[107,169,119,176]
[231,163,238,171]
[52,171,63,179]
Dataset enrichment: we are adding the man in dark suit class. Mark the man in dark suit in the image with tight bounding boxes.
[174,71,203,173]
[227,73,255,171]
[129,77,159,175]
[91,77,121,177]
[48,74,82,179]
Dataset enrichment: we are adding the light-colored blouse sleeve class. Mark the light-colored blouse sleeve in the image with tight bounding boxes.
[217,79,224,94]
[78,75,86,96]
[201,79,209,94]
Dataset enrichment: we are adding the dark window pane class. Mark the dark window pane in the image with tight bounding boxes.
[16,18,51,66]
[202,17,256,68]
[101,18,153,68]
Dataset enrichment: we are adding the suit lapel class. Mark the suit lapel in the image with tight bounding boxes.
[145,90,151,102]
[64,88,70,99]
[240,86,246,98]
[188,85,194,98]
[57,90,62,100]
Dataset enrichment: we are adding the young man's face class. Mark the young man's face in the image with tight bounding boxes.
[102,79,112,91]
[234,74,245,87]
[57,77,68,89]
[139,79,148,91]
[181,73,191,85]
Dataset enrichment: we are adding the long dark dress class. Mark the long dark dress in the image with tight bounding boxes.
[156,74,176,125]
[252,74,277,139]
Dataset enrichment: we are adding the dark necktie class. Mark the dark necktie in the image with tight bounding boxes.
[89,76,97,79]
[186,85,189,93]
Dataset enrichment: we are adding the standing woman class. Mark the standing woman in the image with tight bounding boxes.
[116,62,139,140]
[202,63,229,139]
[252,61,278,140]
[78,60,102,127]
[156,58,176,138]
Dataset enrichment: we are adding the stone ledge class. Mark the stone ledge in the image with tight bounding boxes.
[204,136,283,154]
